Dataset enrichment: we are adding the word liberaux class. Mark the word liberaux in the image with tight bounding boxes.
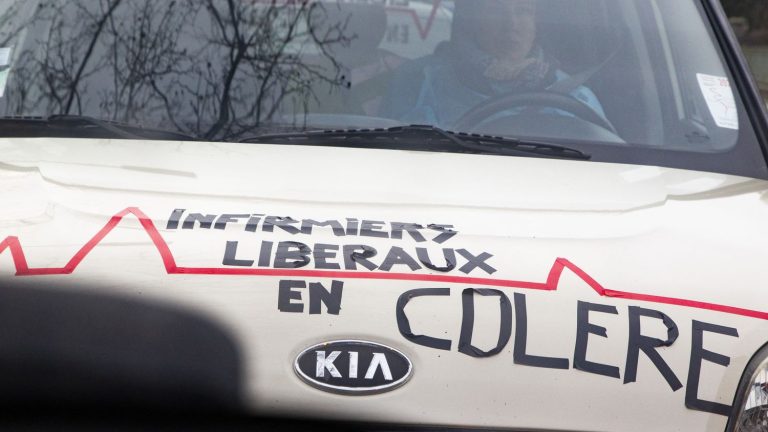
[167,209,497,275]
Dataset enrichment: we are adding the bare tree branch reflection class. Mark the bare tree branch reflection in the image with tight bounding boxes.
[4,0,353,140]
[0,0,32,47]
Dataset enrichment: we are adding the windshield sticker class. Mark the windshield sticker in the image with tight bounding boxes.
[697,73,738,130]
[0,47,12,98]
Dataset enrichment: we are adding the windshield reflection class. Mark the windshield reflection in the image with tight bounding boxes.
[2,0,361,140]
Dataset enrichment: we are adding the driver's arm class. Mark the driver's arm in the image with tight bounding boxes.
[380,56,446,125]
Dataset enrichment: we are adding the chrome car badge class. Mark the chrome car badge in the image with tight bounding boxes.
[294,340,413,395]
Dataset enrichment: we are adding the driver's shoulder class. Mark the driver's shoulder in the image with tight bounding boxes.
[380,52,453,118]
[390,52,451,84]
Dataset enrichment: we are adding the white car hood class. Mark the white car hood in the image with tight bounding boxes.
[0,137,755,212]
[1,137,767,432]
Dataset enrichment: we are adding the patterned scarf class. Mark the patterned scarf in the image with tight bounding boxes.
[449,37,557,94]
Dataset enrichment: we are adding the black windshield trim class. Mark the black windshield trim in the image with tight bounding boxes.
[0,116,199,142]
[699,0,768,174]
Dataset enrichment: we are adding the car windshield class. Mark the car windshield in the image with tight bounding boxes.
[0,0,764,177]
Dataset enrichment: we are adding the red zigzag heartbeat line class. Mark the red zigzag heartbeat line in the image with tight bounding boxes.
[0,207,766,321]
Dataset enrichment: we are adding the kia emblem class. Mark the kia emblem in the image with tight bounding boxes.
[294,340,413,395]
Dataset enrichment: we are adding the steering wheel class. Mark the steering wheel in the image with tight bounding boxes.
[453,91,617,134]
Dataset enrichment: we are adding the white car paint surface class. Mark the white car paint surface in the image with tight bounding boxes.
[1,137,766,431]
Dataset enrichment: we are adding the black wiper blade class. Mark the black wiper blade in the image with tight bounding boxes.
[47,115,143,139]
[47,115,201,141]
[0,115,199,141]
[240,124,590,160]
[419,125,591,160]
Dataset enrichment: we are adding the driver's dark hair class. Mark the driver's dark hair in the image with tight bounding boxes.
[451,0,541,42]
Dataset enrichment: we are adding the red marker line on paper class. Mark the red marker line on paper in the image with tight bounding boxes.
[1,207,766,320]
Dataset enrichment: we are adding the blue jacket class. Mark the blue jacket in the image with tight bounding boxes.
[380,44,606,130]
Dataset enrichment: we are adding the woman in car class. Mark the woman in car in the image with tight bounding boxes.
[380,0,607,131]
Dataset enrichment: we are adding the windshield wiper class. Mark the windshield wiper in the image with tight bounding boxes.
[0,115,199,141]
[240,124,590,160]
